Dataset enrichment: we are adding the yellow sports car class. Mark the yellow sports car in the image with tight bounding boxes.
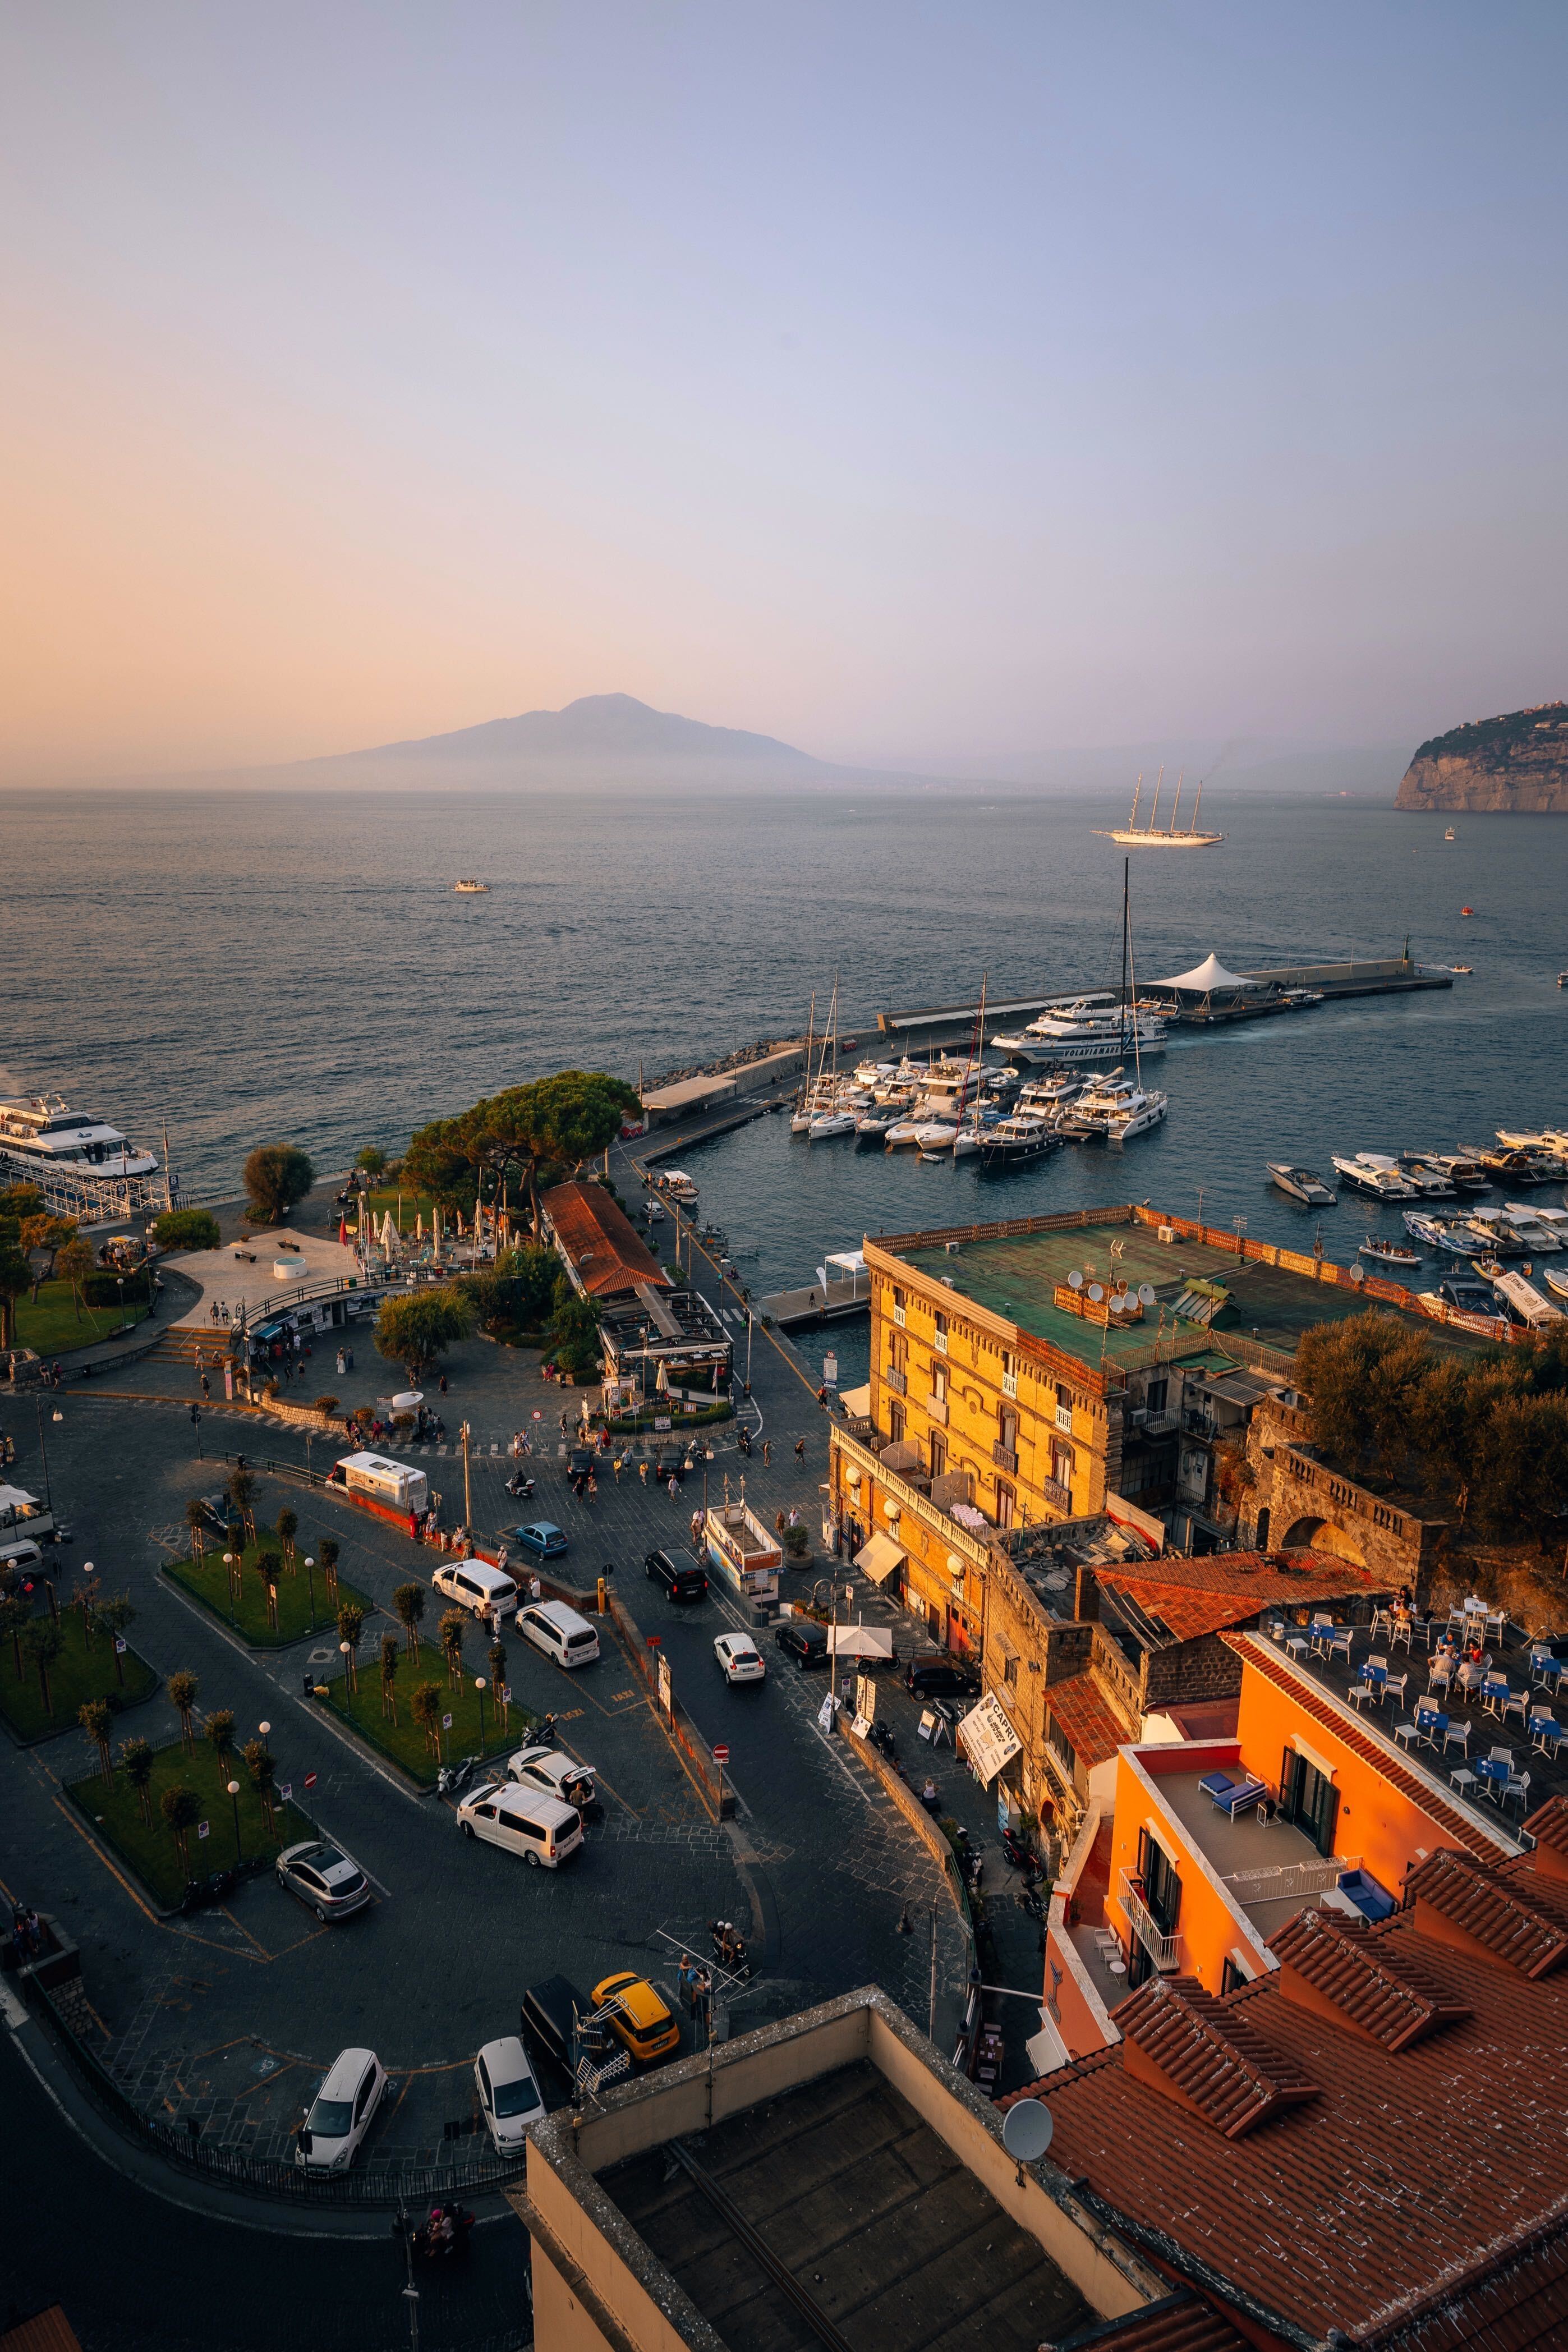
[590,1972,680,2061]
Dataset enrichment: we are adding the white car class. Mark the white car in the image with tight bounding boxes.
[456,1780,584,1868]
[433,1558,519,1623]
[505,1745,598,1811]
[295,2047,386,2171]
[714,1633,766,1684]
[474,2035,543,2153]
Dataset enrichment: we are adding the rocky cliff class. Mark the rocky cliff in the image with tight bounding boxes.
[1395,702,1568,811]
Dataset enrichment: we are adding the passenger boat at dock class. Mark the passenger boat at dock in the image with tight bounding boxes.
[1059,1068,1169,1147]
[0,1093,169,1224]
[991,995,1167,1065]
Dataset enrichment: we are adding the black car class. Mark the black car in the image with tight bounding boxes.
[904,1655,981,1699]
[520,1973,590,2074]
[645,1547,708,1602]
[652,1448,687,1485]
[567,1447,595,1480]
[774,1619,829,1670]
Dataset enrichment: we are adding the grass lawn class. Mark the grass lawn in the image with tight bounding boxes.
[0,1609,159,1743]
[162,1527,376,1648]
[317,1653,539,1786]
[16,1280,150,1356]
[65,1736,313,1908]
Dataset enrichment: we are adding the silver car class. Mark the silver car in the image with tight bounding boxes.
[475,2035,543,2153]
[275,1839,371,1922]
[296,2047,385,2171]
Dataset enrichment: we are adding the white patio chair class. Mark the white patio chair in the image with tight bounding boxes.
[1502,1769,1531,1816]
[1442,1720,1471,1757]
[1384,1671,1408,1707]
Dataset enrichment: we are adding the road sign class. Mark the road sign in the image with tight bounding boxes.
[304,1771,318,1790]
[656,1652,672,1717]
[114,1637,127,1655]
[443,1712,453,1730]
[197,1821,209,1840]
[712,1743,729,1766]
[279,1783,292,1800]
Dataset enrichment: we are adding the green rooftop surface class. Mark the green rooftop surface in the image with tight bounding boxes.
[896,1217,1484,1372]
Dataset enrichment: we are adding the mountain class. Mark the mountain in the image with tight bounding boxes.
[1395,702,1568,812]
[301,692,829,783]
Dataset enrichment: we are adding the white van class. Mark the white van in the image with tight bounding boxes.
[456,1781,583,1867]
[433,1558,518,1623]
[517,1599,601,1670]
[332,1451,429,1514]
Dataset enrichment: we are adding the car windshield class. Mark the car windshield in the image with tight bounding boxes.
[307,2096,355,2137]
[491,2073,541,2118]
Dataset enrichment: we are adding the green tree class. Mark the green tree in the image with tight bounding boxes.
[549,1288,603,1383]
[22,1619,61,1715]
[0,1184,44,1220]
[337,1601,366,1693]
[120,1735,155,1825]
[226,1467,257,1542]
[277,1508,298,1569]
[205,1707,237,1777]
[462,1243,560,1337]
[438,1606,465,1684]
[393,1581,426,1659]
[0,1592,27,1680]
[374,1287,475,1382]
[20,1212,77,1302]
[151,1208,222,1252]
[185,1496,210,1560]
[95,1592,136,1687]
[167,1669,200,1753]
[401,1071,641,1234]
[380,1632,401,1722]
[160,1784,200,1877]
[242,1143,316,1224]
[411,1679,443,1758]
[243,1738,277,1833]
[55,1235,96,1323]
[319,1538,340,1604]
[355,1147,388,1178]
[0,1212,31,1350]
[80,1698,115,1783]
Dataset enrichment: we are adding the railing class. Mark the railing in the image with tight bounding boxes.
[1223,1854,1359,1905]
[884,1365,907,1396]
[992,1441,1019,1474]
[1115,1869,1180,1971]
[1038,1474,1071,1512]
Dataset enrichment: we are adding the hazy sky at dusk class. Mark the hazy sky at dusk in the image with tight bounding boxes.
[3,3,1566,780]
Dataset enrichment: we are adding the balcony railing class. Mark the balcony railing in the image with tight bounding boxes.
[1115,1869,1180,1972]
[1223,1855,1359,1907]
[1038,1474,1071,1512]
[884,1365,907,1396]
[993,1441,1019,1474]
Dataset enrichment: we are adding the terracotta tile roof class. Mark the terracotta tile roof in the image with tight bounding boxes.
[0,2312,85,2352]
[1523,1793,1568,1860]
[1224,1632,1507,1863]
[1001,1888,1568,2347]
[1112,1975,1319,2139]
[540,1180,670,1300]
[1406,1846,1568,1979]
[1040,2291,1249,2352]
[1269,1908,1472,2050]
[1046,1670,1133,1769]
[1098,1549,1386,1644]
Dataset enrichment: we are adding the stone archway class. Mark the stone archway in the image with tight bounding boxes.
[1281,1515,1366,1567]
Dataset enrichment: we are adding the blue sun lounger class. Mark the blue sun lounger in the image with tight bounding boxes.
[1199,1771,1270,1819]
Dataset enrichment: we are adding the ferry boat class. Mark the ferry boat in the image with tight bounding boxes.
[977,1109,1058,1170]
[991,995,1167,1066]
[1091,769,1225,849]
[1267,1164,1337,1205]
[0,1094,167,1223]
[453,879,489,893]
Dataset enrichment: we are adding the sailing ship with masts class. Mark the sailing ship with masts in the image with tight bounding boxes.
[1093,766,1225,849]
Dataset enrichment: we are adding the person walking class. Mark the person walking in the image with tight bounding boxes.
[794,1437,806,1465]
[668,1473,679,1501]
[775,1509,786,1536]
[201,1372,210,1399]
[638,1459,649,1488]
[586,1472,598,1501]
[762,1439,771,1466]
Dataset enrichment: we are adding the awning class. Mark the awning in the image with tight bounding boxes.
[956,1693,1024,1785]
[854,1531,906,1586]
[827,1624,895,1659]
[1155,952,1259,994]
[839,1382,872,1417]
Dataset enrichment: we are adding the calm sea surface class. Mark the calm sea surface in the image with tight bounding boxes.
[6,783,1566,1384]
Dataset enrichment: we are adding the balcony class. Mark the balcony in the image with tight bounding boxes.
[1038,1474,1071,1513]
[884,1365,907,1397]
[993,1441,1019,1474]
[926,1395,949,1427]
[1115,1869,1180,1972]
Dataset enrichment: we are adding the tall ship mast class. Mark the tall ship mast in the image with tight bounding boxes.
[1093,765,1225,848]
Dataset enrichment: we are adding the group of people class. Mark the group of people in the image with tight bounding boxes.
[10,1904,45,1959]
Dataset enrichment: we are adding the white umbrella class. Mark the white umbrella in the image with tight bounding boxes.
[655,1359,669,1395]
[380,1210,396,1248]
[416,1212,425,1241]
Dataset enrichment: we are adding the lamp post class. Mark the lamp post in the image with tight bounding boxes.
[475,1674,487,1744]
[222,1551,236,1628]
[340,1638,353,1705]
[227,1777,243,1862]
[116,1274,125,1333]
[460,1421,472,1528]
[304,1554,316,1625]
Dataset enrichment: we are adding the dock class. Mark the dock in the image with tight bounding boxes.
[758,1274,871,1329]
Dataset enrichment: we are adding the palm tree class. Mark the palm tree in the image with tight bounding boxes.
[96,1592,135,1687]
[393,1581,426,1659]
[277,1508,298,1571]
[243,1738,277,1835]
[167,1669,199,1753]
[120,1737,154,1825]
[380,1634,400,1723]
[79,1698,115,1784]
[77,1570,103,1647]
[0,1592,26,1680]
[257,1550,283,1632]
[22,1619,61,1716]
[337,1602,365,1694]
[185,1496,209,1563]
[411,1680,443,1760]
[205,1708,236,1780]
[439,1607,465,1685]
[160,1784,200,1878]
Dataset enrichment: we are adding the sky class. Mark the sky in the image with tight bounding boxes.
[2,2,1566,782]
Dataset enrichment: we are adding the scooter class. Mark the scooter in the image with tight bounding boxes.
[416,2202,474,2259]
[1001,1826,1038,1877]
[866,1720,897,1761]
[437,1754,484,1799]
[504,1472,536,1500]
[1015,1884,1045,1921]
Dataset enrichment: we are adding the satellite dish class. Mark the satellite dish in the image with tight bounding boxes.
[1001,2098,1054,2164]
[1068,1269,1084,1289]
[1348,1264,1365,1285]
[1138,1283,1156,1306]
[1088,1283,1104,1303]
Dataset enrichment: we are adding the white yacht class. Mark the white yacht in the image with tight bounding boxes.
[1331,1154,1419,1201]
[1060,1069,1168,1147]
[991,995,1167,1066]
[1497,1206,1564,1252]
[808,1106,858,1139]
[1017,1072,1083,1117]
[0,1094,166,1221]
[976,1109,1059,1170]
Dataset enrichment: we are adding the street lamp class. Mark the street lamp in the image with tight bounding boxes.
[116,1273,125,1333]
[474,1674,487,1743]
[227,1777,243,1862]
[339,1638,352,1701]
[304,1555,316,1624]
[222,1551,237,1627]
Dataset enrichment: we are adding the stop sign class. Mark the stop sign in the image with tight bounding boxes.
[713,1744,730,1766]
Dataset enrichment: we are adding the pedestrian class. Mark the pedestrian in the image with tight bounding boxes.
[438,1371,448,1395]
[638,1460,649,1488]
[794,1437,806,1464]
[346,1344,354,1371]
[559,1411,568,1437]
[201,1372,210,1399]
[788,1506,800,1529]
[587,1472,597,1500]
[689,1510,702,1547]
[613,1455,623,1484]
[677,1951,696,2015]
[668,1473,679,1500]
[410,1510,419,1541]
[762,1439,771,1467]
[775,1510,786,1536]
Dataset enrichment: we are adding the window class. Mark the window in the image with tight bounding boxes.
[1146,1377,1168,1414]
[995,1478,1015,1528]
[1281,1748,1340,1857]
[1000,1407,1019,1453]
[932,1361,948,1404]
[928,1432,947,1480]
[1220,1957,1249,1997]
[1055,1386,1073,1434]
[1136,1829,1183,1937]
[1003,1650,1019,1690]
[889,1400,906,1444]
[887,1330,907,1372]
[934,1310,948,1353]
[1051,1440,1074,1490]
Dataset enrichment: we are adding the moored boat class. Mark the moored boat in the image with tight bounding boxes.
[1359,1235,1421,1267]
[1267,1163,1337,1206]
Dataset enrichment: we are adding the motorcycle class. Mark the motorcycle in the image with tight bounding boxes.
[415,2202,474,2260]
[437,1754,484,1799]
[1001,1826,1038,1877]
[504,1472,536,1500]
[866,1720,897,1761]
[180,1867,238,1914]
[535,1712,558,1747]
[1015,1884,1045,1921]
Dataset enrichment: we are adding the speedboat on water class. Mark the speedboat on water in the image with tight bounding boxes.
[1431,1154,1491,1192]
[1359,1235,1422,1268]
[1330,1155,1419,1200]
[1497,1206,1564,1252]
[1404,1211,1463,1251]
[1546,1266,1568,1306]
[1018,1072,1083,1117]
[1267,1164,1337,1205]
[1395,1154,1457,1196]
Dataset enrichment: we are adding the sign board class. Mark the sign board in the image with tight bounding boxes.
[654,1416,672,1432]
[442,1712,453,1731]
[304,1772,318,1790]
[656,1652,672,1717]
[114,1637,127,1655]
[197,1821,209,1840]
[850,1713,871,1740]
[817,1694,838,1734]
[855,1672,877,1723]
[712,1743,729,1766]
[279,1783,292,1800]
[498,1684,510,1705]
[956,1692,1024,1786]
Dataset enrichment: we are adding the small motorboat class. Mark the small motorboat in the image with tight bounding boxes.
[1460,906,1474,917]
[453,878,489,893]
[1267,1163,1337,1206]
[1544,1266,1568,1304]
[1360,1236,1420,1267]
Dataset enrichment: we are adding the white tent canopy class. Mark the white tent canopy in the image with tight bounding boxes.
[827,1623,895,1659]
[1155,952,1259,995]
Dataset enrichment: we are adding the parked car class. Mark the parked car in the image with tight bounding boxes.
[509,1520,569,1561]
[773,1620,829,1671]
[433,1558,519,1623]
[590,1972,680,2063]
[520,1973,588,2074]
[456,1781,584,1868]
[645,1546,708,1602]
[517,1598,601,1669]
[194,1491,231,1535]
[904,1655,981,1699]
[275,1839,372,1922]
[473,2036,543,2153]
[505,1745,599,1813]
[567,1446,595,1480]
[714,1633,766,1684]
[295,2047,386,2171]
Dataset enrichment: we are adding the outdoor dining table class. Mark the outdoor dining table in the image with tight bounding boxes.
[1473,1755,1514,1802]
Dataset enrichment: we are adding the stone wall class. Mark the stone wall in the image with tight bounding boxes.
[1243,1408,1445,1595]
